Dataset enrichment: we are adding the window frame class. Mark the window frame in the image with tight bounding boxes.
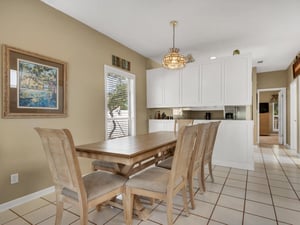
[104,65,136,140]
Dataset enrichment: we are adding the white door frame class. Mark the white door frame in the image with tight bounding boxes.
[290,79,297,150]
[257,88,286,145]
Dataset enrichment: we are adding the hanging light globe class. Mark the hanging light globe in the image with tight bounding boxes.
[162,21,186,69]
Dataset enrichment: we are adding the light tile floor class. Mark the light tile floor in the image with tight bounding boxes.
[1,144,300,225]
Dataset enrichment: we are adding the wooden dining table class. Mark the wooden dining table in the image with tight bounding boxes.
[76,131,177,177]
[75,131,177,220]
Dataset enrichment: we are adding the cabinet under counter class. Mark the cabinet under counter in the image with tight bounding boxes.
[148,119,254,170]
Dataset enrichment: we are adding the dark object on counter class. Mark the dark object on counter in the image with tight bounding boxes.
[155,111,161,119]
[161,112,166,119]
[225,112,234,119]
[205,112,211,120]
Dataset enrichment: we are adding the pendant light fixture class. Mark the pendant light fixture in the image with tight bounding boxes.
[162,20,186,69]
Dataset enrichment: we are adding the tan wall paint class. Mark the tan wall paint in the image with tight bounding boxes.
[0,0,148,203]
[257,70,288,89]
[259,91,279,103]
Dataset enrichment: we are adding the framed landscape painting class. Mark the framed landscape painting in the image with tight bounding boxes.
[2,45,67,118]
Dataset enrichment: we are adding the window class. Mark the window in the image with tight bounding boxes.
[272,102,279,131]
[104,65,135,139]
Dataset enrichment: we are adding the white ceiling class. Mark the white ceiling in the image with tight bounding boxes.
[41,0,300,73]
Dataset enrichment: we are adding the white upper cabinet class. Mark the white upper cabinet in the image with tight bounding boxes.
[147,68,164,108]
[146,68,180,108]
[224,55,252,105]
[181,64,200,107]
[146,54,252,108]
[201,60,224,106]
[164,69,181,107]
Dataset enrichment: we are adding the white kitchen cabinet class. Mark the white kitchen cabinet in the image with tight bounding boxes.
[148,119,175,133]
[150,119,254,170]
[164,69,181,107]
[146,54,252,108]
[201,60,224,106]
[224,55,252,105]
[181,64,200,107]
[213,121,254,170]
[146,68,180,108]
[147,68,164,108]
[194,120,254,170]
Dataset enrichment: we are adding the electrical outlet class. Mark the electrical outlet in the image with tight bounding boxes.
[10,173,19,184]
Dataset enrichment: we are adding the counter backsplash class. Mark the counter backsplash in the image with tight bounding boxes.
[148,106,247,120]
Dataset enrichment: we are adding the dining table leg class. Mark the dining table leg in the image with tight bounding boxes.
[133,196,151,221]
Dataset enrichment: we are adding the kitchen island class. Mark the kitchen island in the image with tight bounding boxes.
[149,119,254,170]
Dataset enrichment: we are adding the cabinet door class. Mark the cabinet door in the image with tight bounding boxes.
[224,55,252,105]
[146,68,164,108]
[148,120,175,133]
[164,69,181,107]
[201,60,224,106]
[213,121,254,170]
[181,64,200,107]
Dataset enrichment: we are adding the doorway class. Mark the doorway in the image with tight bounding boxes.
[257,88,286,145]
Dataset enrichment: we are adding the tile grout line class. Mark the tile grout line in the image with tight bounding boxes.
[206,167,232,225]
[8,209,33,225]
[241,169,249,225]
[272,147,300,201]
[259,146,279,225]
[282,148,300,169]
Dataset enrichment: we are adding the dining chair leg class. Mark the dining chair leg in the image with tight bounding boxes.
[181,186,190,216]
[166,197,173,225]
[79,203,89,225]
[124,187,134,225]
[188,172,196,209]
[55,200,63,225]
[208,160,214,182]
[198,164,206,193]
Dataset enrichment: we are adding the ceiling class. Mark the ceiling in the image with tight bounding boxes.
[41,0,300,73]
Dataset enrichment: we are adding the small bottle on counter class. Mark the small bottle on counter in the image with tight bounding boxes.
[155,111,161,119]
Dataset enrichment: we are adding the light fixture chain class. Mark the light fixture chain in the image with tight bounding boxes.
[172,22,175,49]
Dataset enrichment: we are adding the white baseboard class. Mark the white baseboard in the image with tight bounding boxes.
[0,186,54,212]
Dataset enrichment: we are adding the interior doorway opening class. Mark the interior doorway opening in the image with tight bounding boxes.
[257,88,286,145]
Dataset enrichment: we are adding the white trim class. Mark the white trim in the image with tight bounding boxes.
[104,65,136,139]
[257,87,286,145]
[0,186,54,212]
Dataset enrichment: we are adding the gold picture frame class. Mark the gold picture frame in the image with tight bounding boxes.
[2,45,67,118]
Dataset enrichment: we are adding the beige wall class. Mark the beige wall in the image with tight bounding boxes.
[257,70,287,89]
[0,0,148,204]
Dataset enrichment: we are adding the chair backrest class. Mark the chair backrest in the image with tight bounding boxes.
[35,128,85,196]
[169,124,198,188]
[204,121,221,162]
[190,123,211,170]
[174,119,194,132]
